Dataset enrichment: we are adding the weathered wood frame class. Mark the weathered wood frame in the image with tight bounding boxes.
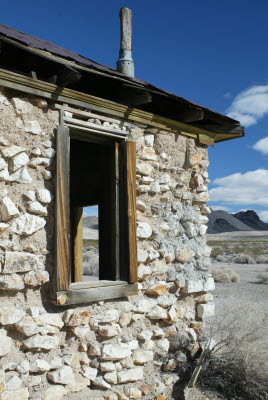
[55,125,138,305]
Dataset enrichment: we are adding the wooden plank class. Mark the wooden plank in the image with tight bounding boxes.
[56,283,139,306]
[179,109,204,123]
[198,134,215,146]
[64,117,127,135]
[126,142,138,283]
[56,126,70,291]
[73,206,83,282]
[70,280,128,290]
[115,142,120,280]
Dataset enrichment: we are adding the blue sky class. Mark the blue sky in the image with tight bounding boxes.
[2,0,268,220]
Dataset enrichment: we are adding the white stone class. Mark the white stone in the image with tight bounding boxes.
[6,375,22,391]
[28,201,47,216]
[136,163,153,176]
[16,360,30,374]
[137,185,150,193]
[9,153,29,172]
[137,222,152,239]
[50,358,62,370]
[104,371,117,384]
[47,366,75,385]
[175,245,195,263]
[0,137,8,146]
[157,174,170,184]
[42,169,52,180]
[1,198,19,221]
[1,146,26,158]
[125,388,142,399]
[25,121,42,135]
[203,276,215,291]
[11,97,31,114]
[11,213,46,235]
[88,342,101,356]
[140,176,154,184]
[0,94,10,106]
[147,248,159,261]
[98,324,121,337]
[29,157,51,167]
[0,274,24,291]
[144,134,154,147]
[152,327,165,338]
[35,313,64,328]
[99,362,116,372]
[141,148,157,161]
[24,191,36,202]
[101,343,131,360]
[160,185,169,192]
[30,359,50,373]
[0,167,9,181]
[117,367,143,383]
[9,167,32,184]
[31,147,41,156]
[0,308,25,325]
[147,306,168,320]
[0,223,9,232]
[133,298,157,313]
[137,330,153,341]
[197,303,215,319]
[138,264,152,280]
[24,270,49,286]
[81,366,98,380]
[150,182,161,193]
[4,251,39,273]
[181,280,204,294]
[0,330,12,357]
[137,248,148,263]
[136,200,147,211]
[36,189,52,204]
[0,388,29,400]
[127,339,139,350]
[15,316,39,337]
[23,335,59,350]
[41,148,55,158]
[159,222,170,233]
[91,309,119,324]
[92,376,111,389]
[0,158,7,170]
[194,192,210,203]
[199,224,208,235]
[133,350,153,365]
[157,293,177,308]
[43,141,52,148]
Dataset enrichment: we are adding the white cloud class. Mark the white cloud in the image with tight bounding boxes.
[209,169,268,207]
[210,205,232,212]
[258,211,268,222]
[226,85,268,126]
[253,136,268,155]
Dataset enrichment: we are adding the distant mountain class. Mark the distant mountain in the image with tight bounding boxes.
[207,210,253,234]
[83,216,98,230]
[233,210,268,231]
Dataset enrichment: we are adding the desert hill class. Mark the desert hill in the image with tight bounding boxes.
[83,216,98,229]
[233,210,268,231]
[207,210,253,234]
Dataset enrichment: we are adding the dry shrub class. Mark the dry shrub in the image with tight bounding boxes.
[198,302,268,400]
[256,254,268,264]
[233,253,255,264]
[211,267,240,283]
[257,268,268,284]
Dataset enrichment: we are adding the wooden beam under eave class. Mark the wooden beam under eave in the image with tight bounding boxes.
[179,109,204,123]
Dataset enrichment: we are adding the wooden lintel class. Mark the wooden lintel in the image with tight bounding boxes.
[55,283,138,306]
[179,109,204,123]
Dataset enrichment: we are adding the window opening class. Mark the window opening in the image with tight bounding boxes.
[83,206,99,282]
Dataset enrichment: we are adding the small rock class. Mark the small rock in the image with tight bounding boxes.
[91,309,119,324]
[0,330,12,357]
[15,316,39,337]
[0,274,24,291]
[40,385,67,400]
[9,167,32,184]
[63,310,90,326]
[146,284,166,297]
[36,189,52,204]
[35,313,64,329]
[81,366,98,380]
[104,371,117,384]
[1,197,19,221]
[30,359,50,373]
[1,145,26,158]
[98,324,121,338]
[28,201,47,216]
[6,376,22,391]
[16,360,30,374]
[101,343,131,361]
[100,362,116,372]
[133,350,153,365]
[137,222,152,239]
[24,270,49,286]
[23,335,59,351]
[9,153,29,172]
[11,213,46,235]
[125,388,142,399]
[4,251,39,274]
[0,388,29,400]
[92,376,111,389]
[117,367,143,383]
[47,365,75,385]
[147,306,168,320]
[25,120,42,135]
[197,303,215,319]
[136,200,147,211]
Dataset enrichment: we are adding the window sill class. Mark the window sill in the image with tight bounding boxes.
[55,281,138,306]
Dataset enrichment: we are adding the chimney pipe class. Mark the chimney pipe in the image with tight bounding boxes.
[117,7,134,77]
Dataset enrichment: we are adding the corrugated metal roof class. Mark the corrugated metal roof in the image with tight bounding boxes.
[0,22,240,128]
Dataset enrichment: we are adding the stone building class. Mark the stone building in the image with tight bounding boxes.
[0,10,243,400]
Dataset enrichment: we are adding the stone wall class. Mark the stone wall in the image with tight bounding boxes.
[0,87,214,400]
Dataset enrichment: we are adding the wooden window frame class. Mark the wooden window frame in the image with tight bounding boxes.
[54,125,138,306]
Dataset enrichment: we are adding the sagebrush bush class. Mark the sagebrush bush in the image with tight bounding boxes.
[257,268,268,284]
[233,253,255,264]
[256,254,268,264]
[211,266,240,283]
[198,302,268,400]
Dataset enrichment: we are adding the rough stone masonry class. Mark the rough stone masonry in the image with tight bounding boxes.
[0,87,214,400]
